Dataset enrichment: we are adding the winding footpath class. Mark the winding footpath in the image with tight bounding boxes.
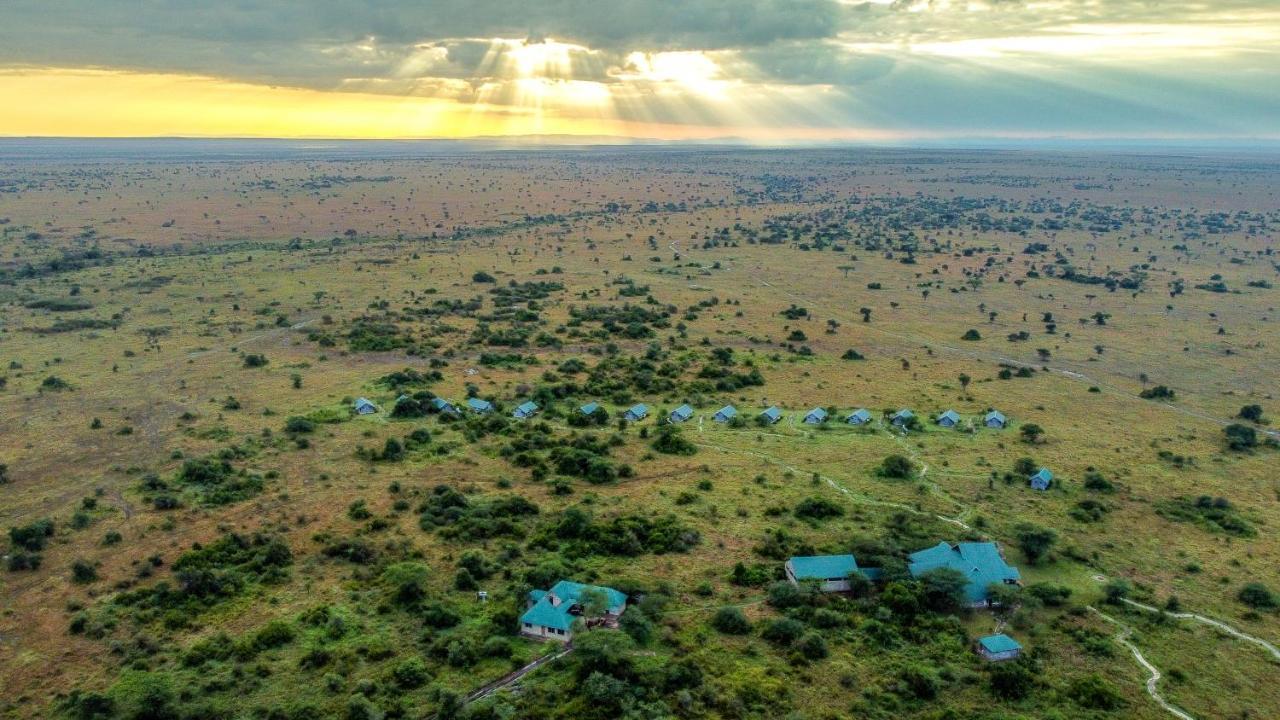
[692,427,974,532]
[1088,607,1196,720]
[1119,598,1280,662]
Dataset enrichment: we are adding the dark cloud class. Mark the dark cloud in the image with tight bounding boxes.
[0,0,1277,136]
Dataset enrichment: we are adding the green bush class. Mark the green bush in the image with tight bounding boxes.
[878,454,914,479]
[711,606,751,634]
[1238,582,1278,610]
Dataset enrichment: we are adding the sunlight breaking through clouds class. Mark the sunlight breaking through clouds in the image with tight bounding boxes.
[0,1,1276,139]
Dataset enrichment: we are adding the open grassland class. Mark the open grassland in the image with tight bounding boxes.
[0,145,1277,719]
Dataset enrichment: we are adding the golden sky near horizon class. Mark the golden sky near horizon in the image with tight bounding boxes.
[1,1,1277,140]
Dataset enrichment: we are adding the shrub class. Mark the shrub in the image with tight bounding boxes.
[41,375,71,391]
[1224,423,1258,451]
[1014,523,1056,564]
[962,329,982,341]
[9,518,54,551]
[392,657,430,689]
[898,664,939,700]
[711,606,751,634]
[71,560,98,584]
[797,632,828,659]
[8,551,42,571]
[1068,675,1125,710]
[1083,471,1114,492]
[253,620,296,650]
[766,581,807,609]
[1238,582,1278,610]
[1103,579,1131,604]
[242,353,268,368]
[794,497,843,520]
[989,659,1035,700]
[1138,385,1175,400]
[878,454,914,479]
[761,617,805,646]
[651,425,697,455]
[1238,404,1265,423]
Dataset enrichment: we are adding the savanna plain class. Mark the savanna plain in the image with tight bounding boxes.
[1,142,1278,720]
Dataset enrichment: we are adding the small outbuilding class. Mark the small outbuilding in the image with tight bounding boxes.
[984,410,1008,429]
[785,554,862,592]
[623,403,648,421]
[713,405,738,423]
[353,398,378,415]
[669,404,694,423]
[513,400,540,419]
[977,634,1023,662]
[803,407,828,424]
[891,409,915,427]
[467,397,494,414]
[579,402,600,416]
[937,410,961,427]
[759,406,782,424]
[1029,468,1053,491]
[847,408,873,425]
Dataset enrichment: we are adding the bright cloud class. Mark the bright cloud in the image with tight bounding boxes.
[0,1,1276,139]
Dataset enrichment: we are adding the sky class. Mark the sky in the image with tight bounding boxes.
[1,1,1278,142]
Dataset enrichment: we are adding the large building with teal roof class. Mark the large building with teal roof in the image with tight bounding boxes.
[520,580,628,642]
[908,541,1021,606]
[785,554,864,592]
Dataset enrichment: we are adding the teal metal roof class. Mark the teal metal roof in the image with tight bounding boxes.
[580,402,600,415]
[714,405,737,419]
[521,595,573,631]
[789,554,858,580]
[938,410,961,424]
[670,404,694,420]
[761,406,782,421]
[1032,468,1053,482]
[908,541,1020,604]
[979,634,1022,654]
[985,410,1007,425]
[514,400,539,416]
[626,403,648,418]
[467,397,493,412]
[804,407,828,422]
[847,408,872,423]
[520,580,627,632]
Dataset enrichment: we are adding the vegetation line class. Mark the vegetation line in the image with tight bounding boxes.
[1088,607,1196,720]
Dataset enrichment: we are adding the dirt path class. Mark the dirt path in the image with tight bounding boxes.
[1089,606,1196,720]
[452,645,573,711]
[691,437,974,531]
[1119,598,1280,662]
